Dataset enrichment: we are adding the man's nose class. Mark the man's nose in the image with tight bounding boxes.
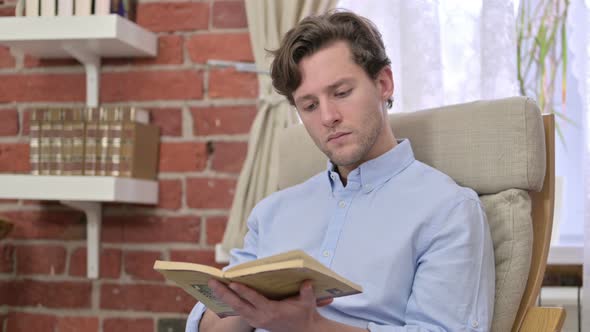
[320,101,342,127]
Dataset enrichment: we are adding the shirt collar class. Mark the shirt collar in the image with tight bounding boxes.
[326,139,416,193]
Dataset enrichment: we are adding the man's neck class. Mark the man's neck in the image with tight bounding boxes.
[336,139,398,187]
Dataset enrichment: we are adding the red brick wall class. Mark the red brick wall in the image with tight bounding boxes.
[0,1,256,331]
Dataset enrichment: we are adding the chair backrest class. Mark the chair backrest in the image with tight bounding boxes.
[276,97,553,332]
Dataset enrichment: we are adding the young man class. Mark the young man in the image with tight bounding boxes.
[186,11,495,332]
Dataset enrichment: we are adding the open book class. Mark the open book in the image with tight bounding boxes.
[153,250,363,317]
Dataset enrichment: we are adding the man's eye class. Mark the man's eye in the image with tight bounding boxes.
[304,103,318,111]
[335,89,352,98]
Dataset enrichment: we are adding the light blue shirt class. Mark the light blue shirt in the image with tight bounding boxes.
[186,139,495,332]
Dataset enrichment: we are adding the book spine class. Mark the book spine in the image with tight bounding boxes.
[29,109,42,175]
[108,108,123,176]
[94,0,110,15]
[97,107,110,176]
[39,109,52,175]
[50,109,64,175]
[83,108,100,175]
[74,0,91,15]
[118,121,134,177]
[40,0,56,16]
[61,108,71,175]
[71,108,85,175]
[122,107,149,124]
[25,0,39,16]
[16,0,25,16]
[57,0,73,16]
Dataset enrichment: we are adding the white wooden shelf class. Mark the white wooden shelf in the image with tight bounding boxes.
[0,174,158,279]
[0,15,157,106]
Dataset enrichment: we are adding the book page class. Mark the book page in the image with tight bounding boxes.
[226,250,310,273]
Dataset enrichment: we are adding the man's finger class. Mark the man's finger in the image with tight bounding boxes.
[299,280,317,304]
[316,297,334,307]
[228,282,271,310]
[208,279,255,313]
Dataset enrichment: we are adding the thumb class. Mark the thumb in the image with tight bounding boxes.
[299,280,316,304]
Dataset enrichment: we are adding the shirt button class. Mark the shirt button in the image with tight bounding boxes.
[322,250,330,257]
[338,201,346,208]
[471,320,479,328]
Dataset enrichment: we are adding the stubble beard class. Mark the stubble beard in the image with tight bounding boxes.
[324,117,383,169]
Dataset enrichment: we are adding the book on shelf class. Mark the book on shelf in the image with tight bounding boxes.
[57,0,73,16]
[29,106,156,179]
[116,120,159,179]
[39,109,52,175]
[153,250,363,318]
[83,107,100,176]
[40,0,56,16]
[62,108,86,175]
[96,107,111,176]
[111,0,136,21]
[25,0,39,16]
[94,0,110,15]
[50,109,65,175]
[29,109,42,175]
[74,0,91,15]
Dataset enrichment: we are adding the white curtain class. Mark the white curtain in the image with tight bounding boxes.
[337,0,519,112]
[220,0,338,255]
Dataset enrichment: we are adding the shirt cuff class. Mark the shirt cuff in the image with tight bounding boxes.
[185,302,207,332]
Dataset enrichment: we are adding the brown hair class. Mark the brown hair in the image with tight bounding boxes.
[270,10,392,107]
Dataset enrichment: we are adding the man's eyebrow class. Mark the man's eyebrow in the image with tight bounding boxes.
[326,78,354,90]
[294,78,355,105]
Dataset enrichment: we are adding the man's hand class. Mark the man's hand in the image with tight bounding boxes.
[208,279,333,332]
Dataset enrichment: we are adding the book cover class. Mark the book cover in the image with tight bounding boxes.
[116,121,159,179]
[29,109,43,175]
[154,250,362,318]
[40,0,56,16]
[108,107,149,177]
[57,0,73,16]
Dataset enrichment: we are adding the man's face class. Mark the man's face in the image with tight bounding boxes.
[293,41,394,173]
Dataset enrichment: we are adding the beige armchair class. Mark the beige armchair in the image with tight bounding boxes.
[277,97,565,332]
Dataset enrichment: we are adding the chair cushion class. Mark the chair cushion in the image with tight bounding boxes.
[278,96,546,195]
[480,189,533,332]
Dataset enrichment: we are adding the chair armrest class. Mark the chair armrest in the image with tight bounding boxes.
[519,306,566,332]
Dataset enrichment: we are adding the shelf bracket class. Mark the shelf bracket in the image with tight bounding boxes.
[63,44,101,107]
[60,200,102,279]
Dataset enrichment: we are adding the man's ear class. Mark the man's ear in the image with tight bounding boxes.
[377,66,394,103]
